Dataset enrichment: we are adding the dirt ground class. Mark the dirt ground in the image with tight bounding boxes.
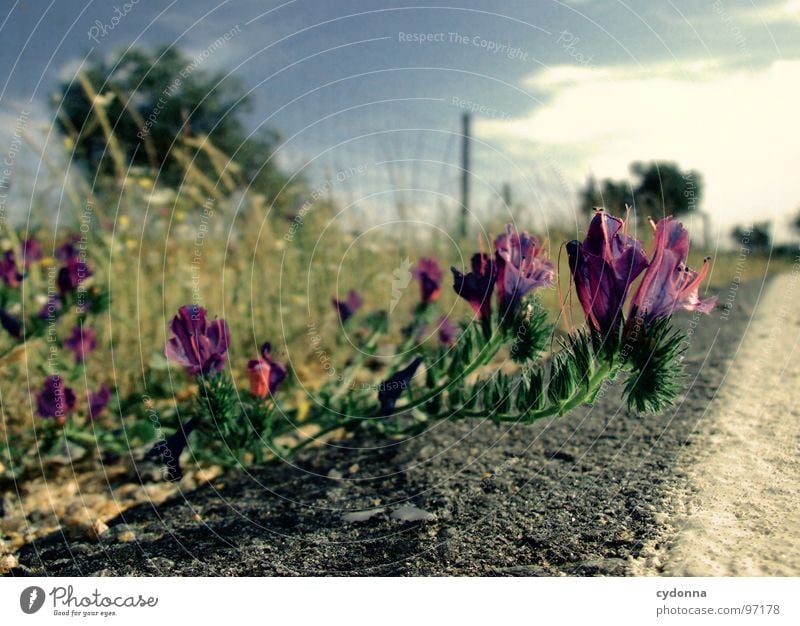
[2,276,789,576]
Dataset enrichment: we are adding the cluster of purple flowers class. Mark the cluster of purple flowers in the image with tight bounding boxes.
[566,209,716,334]
[164,304,288,399]
[451,223,555,322]
[35,375,109,424]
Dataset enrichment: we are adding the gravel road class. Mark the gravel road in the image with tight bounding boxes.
[8,274,795,576]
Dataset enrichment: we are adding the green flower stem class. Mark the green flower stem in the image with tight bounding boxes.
[459,362,618,425]
[378,326,506,419]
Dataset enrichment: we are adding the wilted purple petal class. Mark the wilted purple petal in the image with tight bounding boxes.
[146,416,200,481]
[332,289,363,323]
[247,342,288,398]
[378,356,423,415]
[0,309,22,338]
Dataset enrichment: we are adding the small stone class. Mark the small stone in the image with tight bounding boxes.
[348,463,360,474]
[390,505,436,522]
[87,519,109,541]
[117,530,136,543]
[0,554,18,574]
[342,508,384,523]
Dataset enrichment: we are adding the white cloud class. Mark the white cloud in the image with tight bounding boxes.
[750,0,800,24]
[477,60,800,236]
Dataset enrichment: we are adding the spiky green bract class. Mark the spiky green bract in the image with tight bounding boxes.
[506,299,552,364]
[621,317,688,414]
[189,371,280,466]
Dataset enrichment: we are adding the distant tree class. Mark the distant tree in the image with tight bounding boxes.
[631,162,702,218]
[54,46,287,199]
[732,222,771,252]
[579,176,632,215]
[579,162,702,217]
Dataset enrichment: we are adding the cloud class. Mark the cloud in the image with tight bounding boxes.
[747,0,800,24]
[477,59,800,235]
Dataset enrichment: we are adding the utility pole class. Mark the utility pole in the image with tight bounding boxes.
[460,112,471,239]
[502,182,512,210]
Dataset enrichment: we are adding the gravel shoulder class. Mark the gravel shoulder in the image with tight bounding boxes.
[7,278,777,576]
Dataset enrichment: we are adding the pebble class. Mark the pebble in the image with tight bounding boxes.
[0,554,19,574]
[390,505,436,522]
[117,530,137,543]
[342,508,384,523]
[86,519,109,541]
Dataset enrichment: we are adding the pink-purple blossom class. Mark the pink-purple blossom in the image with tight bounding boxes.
[567,209,649,332]
[629,218,717,323]
[0,250,23,287]
[412,257,443,305]
[495,224,554,315]
[21,238,43,268]
[88,384,111,420]
[165,305,231,376]
[36,375,77,424]
[64,325,98,363]
[437,315,458,346]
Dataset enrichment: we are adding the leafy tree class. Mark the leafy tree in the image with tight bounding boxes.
[54,46,287,199]
[732,222,771,252]
[579,176,633,215]
[580,162,702,217]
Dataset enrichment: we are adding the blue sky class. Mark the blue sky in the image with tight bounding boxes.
[1,0,799,240]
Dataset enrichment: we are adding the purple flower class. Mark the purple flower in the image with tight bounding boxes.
[495,224,554,315]
[247,342,288,398]
[378,356,423,415]
[567,209,650,333]
[21,238,43,268]
[57,257,92,295]
[451,253,497,320]
[629,218,717,324]
[412,257,443,305]
[437,315,458,346]
[165,304,231,376]
[332,289,363,323]
[0,250,23,287]
[0,309,22,338]
[146,416,200,481]
[88,384,111,420]
[36,375,77,425]
[64,325,98,363]
[56,236,81,261]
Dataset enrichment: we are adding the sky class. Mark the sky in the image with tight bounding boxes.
[1,0,799,241]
